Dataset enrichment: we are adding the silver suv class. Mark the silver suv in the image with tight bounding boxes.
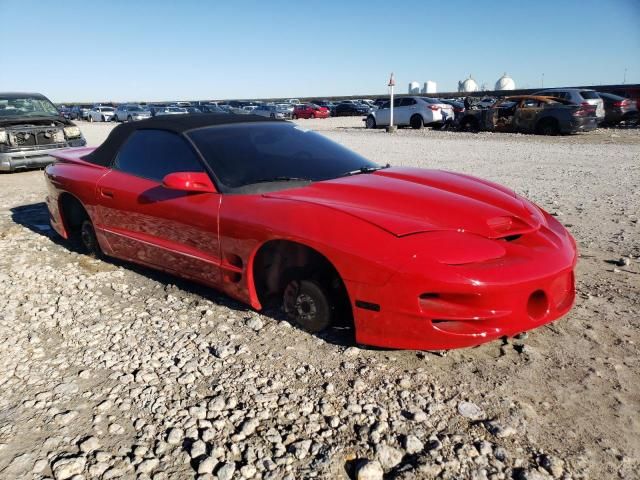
[534,89,604,122]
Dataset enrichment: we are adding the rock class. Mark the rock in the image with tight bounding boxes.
[290,439,312,460]
[458,401,485,420]
[178,372,196,385]
[246,317,264,331]
[108,423,124,434]
[376,444,403,470]
[190,439,207,458]
[79,436,100,453]
[485,420,517,438]
[344,346,360,357]
[240,464,257,478]
[52,456,86,479]
[137,458,159,473]
[356,460,384,480]
[538,454,564,478]
[216,462,236,480]
[198,456,217,474]
[412,411,428,422]
[404,435,424,454]
[167,427,184,445]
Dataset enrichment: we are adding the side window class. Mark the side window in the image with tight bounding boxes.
[401,98,417,106]
[393,98,402,107]
[115,129,204,182]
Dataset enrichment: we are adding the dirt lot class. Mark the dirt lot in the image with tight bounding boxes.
[0,118,638,480]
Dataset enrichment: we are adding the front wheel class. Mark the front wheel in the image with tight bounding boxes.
[283,279,333,333]
[88,115,93,123]
[365,115,376,129]
[127,116,132,122]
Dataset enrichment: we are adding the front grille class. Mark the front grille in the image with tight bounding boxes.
[8,128,66,150]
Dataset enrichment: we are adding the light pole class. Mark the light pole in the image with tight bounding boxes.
[387,72,396,133]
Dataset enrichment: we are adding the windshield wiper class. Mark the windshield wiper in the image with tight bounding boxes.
[251,176,312,183]
[339,164,390,177]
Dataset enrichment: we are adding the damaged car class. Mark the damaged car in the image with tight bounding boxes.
[44,114,577,350]
[458,95,598,135]
[0,92,86,172]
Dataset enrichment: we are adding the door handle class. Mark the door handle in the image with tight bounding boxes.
[100,189,114,198]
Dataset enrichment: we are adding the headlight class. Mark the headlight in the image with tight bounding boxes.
[0,130,7,144]
[63,126,81,139]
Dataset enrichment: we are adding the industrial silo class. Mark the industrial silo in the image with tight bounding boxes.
[408,81,421,94]
[495,73,515,91]
[422,81,437,94]
[458,76,479,93]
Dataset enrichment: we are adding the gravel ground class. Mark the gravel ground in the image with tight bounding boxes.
[0,118,638,480]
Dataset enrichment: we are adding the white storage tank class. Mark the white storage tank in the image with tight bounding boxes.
[495,73,515,91]
[423,81,437,94]
[408,81,421,94]
[458,75,479,93]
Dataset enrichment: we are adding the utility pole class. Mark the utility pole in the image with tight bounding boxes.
[541,73,544,88]
[623,67,627,84]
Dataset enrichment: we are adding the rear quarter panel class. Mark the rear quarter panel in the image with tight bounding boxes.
[45,150,107,238]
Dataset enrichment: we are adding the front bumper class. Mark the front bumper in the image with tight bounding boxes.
[348,219,577,350]
[0,139,86,172]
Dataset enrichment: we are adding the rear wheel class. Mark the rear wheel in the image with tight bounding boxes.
[365,115,376,129]
[88,115,93,123]
[310,113,315,119]
[127,115,132,122]
[283,279,333,333]
[79,219,102,257]
[292,114,298,120]
[410,114,424,129]
[536,118,560,135]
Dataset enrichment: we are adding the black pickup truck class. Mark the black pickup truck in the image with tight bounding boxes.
[0,92,86,172]
[457,95,598,135]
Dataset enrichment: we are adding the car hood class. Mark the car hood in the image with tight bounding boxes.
[264,167,543,238]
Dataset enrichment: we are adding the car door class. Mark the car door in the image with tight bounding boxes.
[375,101,391,126]
[513,99,540,132]
[94,129,222,286]
[395,97,415,125]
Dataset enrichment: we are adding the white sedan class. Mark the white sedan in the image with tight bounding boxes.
[87,106,115,122]
[365,96,454,129]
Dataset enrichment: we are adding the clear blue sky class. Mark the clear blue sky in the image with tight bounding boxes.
[2,0,638,102]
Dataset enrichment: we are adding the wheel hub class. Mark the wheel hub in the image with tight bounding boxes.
[294,293,317,321]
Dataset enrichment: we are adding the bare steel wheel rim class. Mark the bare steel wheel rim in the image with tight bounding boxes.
[293,293,317,322]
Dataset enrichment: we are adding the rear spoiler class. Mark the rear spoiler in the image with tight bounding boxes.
[50,147,99,166]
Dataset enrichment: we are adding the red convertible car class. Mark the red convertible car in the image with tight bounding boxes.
[44,114,577,350]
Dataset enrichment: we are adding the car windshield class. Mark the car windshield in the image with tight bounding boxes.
[0,95,59,118]
[188,123,379,192]
[128,106,143,111]
[100,107,114,112]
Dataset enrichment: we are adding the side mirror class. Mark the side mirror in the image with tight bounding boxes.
[162,172,217,193]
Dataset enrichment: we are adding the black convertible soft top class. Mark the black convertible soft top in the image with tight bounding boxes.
[83,113,281,167]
